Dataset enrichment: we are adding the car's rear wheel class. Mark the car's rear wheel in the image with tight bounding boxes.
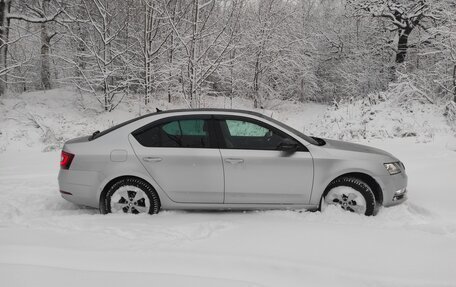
[101,177,160,214]
[320,177,375,216]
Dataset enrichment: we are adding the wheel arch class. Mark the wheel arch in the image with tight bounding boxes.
[323,172,383,205]
[98,174,162,209]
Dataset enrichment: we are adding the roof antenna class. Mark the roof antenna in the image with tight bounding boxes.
[156,108,162,112]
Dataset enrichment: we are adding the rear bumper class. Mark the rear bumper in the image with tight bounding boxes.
[58,169,100,208]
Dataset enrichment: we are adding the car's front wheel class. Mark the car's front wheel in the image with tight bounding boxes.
[100,177,160,214]
[320,177,376,216]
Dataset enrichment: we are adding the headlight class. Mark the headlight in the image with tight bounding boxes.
[384,162,402,175]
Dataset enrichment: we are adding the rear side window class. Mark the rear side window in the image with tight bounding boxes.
[134,119,211,148]
[162,120,207,136]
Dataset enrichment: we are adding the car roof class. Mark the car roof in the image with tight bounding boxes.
[155,108,266,117]
[90,108,268,140]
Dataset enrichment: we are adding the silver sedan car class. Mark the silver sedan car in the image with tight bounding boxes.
[58,109,407,216]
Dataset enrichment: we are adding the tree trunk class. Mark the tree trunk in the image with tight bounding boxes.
[144,2,150,104]
[40,26,52,90]
[75,0,86,76]
[395,29,411,64]
[189,0,199,108]
[253,52,261,108]
[144,0,154,105]
[167,33,173,103]
[39,0,52,90]
[229,48,235,105]
[253,75,260,108]
[102,0,112,111]
[453,64,456,103]
[0,0,11,96]
[124,0,130,98]
[167,0,177,103]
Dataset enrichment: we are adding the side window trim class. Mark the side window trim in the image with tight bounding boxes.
[132,115,218,149]
[213,115,308,152]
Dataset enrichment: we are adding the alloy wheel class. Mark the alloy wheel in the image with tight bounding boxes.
[323,186,367,214]
[110,185,150,214]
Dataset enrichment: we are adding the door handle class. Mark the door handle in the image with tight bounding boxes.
[225,158,244,164]
[143,156,162,162]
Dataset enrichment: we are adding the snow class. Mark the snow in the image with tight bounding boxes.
[1,89,456,286]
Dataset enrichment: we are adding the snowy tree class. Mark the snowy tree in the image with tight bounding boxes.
[0,0,63,95]
[166,0,242,108]
[65,0,131,111]
[234,0,317,108]
[434,1,456,103]
[313,1,391,101]
[141,0,170,105]
[348,0,427,62]
[1,0,456,110]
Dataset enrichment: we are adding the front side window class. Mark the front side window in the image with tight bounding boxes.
[226,120,270,137]
[219,118,301,150]
[134,119,211,148]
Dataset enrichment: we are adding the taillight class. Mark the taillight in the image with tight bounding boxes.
[60,151,74,170]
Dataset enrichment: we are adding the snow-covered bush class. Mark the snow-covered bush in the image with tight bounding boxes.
[306,84,451,142]
[0,87,453,153]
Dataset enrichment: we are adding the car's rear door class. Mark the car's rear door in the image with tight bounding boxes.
[129,115,224,203]
[215,115,314,204]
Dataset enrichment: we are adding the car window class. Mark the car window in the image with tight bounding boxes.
[161,121,181,135]
[162,120,207,136]
[226,120,269,137]
[219,118,299,150]
[134,119,211,148]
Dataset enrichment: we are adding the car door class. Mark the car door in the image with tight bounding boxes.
[129,115,224,203]
[215,116,314,204]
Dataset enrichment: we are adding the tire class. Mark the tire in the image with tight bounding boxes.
[100,177,160,215]
[320,177,376,216]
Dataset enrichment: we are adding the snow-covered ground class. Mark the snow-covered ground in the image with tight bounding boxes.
[1,89,456,286]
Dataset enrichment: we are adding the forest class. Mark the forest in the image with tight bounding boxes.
[2,1,456,286]
[1,0,456,114]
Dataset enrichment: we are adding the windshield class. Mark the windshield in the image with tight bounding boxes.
[258,115,320,145]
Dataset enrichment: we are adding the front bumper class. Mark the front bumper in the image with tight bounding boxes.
[376,172,408,207]
[392,187,407,202]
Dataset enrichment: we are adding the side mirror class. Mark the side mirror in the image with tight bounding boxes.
[278,138,298,152]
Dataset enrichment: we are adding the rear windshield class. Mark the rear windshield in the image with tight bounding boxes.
[90,113,156,140]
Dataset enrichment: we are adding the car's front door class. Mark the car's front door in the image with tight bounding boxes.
[129,116,224,203]
[215,116,314,204]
